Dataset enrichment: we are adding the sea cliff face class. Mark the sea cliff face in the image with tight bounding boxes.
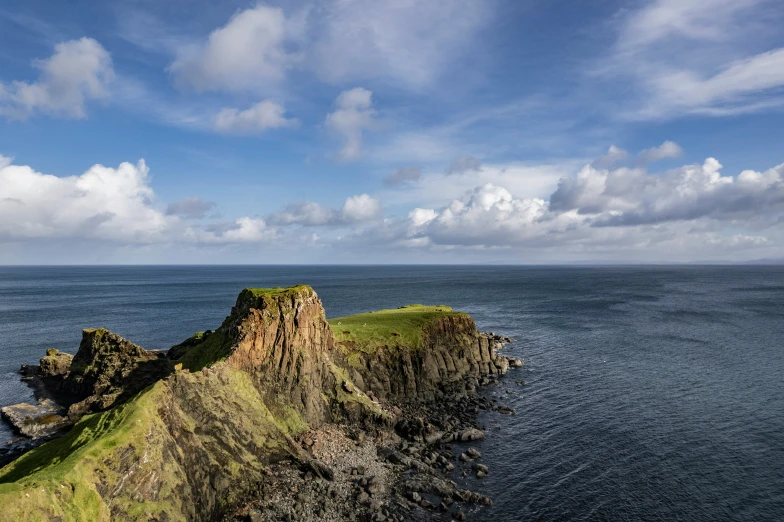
[0,286,515,521]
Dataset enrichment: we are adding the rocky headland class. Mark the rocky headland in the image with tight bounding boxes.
[0,285,521,521]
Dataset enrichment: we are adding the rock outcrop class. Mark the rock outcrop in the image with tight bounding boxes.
[62,328,171,421]
[0,285,512,522]
[332,310,510,402]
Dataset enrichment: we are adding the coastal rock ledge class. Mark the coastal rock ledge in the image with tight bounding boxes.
[0,285,519,522]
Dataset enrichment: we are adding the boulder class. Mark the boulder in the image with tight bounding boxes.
[459,428,485,442]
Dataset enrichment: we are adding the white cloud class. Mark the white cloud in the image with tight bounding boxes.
[360,147,784,259]
[404,184,551,247]
[309,0,490,88]
[0,37,114,119]
[551,158,784,226]
[0,155,280,245]
[0,156,166,241]
[186,217,278,243]
[341,194,381,222]
[642,48,784,118]
[618,0,762,50]
[638,141,683,164]
[169,5,297,92]
[390,161,574,210]
[165,1,489,93]
[269,193,381,226]
[214,100,298,134]
[166,197,216,219]
[325,87,376,161]
[605,0,784,119]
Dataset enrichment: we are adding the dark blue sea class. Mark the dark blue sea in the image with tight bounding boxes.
[1,266,783,521]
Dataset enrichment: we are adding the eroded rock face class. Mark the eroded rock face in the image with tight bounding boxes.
[62,328,170,420]
[224,287,338,426]
[341,315,509,402]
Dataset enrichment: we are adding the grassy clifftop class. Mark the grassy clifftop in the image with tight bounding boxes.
[329,304,468,351]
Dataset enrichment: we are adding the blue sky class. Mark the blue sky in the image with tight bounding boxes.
[1,0,784,263]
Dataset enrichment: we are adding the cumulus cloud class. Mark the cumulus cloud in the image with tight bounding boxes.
[214,100,298,134]
[384,167,421,186]
[165,197,216,219]
[0,38,114,119]
[405,184,550,246]
[552,158,784,226]
[377,148,784,257]
[269,194,381,226]
[637,141,683,164]
[325,87,376,161]
[0,155,279,245]
[0,156,166,241]
[446,156,481,174]
[169,5,297,92]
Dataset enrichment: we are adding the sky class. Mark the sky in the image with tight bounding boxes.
[1,0,784,264]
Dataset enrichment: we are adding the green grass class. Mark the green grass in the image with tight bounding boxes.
[176,330,234,371]
[0,383,164,521]
[243,285,313,297]
[328,304,464,352]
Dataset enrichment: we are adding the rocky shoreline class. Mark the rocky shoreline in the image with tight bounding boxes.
[0,287,522,521]
[225,346,517,522]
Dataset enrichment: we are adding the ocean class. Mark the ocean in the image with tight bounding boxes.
[1,265,783,520]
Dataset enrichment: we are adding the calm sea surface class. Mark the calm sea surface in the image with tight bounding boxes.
[1,266,783,520]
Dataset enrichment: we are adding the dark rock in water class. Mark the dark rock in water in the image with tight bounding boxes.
[466,447,481,459]
[1,399,70,439]
[472,463,489,474]
[453,510,467,521]
[18,365,40,378]
[495,404,516,415]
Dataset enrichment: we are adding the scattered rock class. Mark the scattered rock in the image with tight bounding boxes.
[472,463,489,474]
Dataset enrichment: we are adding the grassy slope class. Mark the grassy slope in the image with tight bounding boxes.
[0,367,306,522]
[0,383,164,521]
[328,304,466,352]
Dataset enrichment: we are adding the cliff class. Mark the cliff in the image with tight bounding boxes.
[330,305,509,402]
[0,286,511,521]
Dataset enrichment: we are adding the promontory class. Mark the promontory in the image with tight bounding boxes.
[0,285,521,521]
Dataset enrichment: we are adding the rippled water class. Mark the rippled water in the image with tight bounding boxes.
[1,266,783,520]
